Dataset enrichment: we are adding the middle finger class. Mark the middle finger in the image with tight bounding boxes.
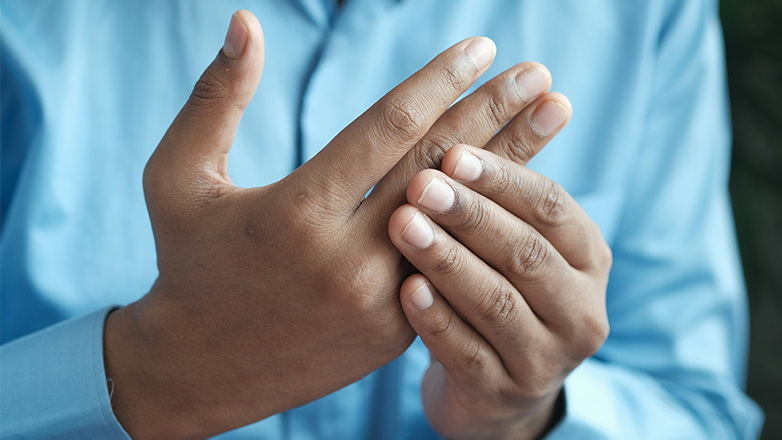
[361,62,552,218]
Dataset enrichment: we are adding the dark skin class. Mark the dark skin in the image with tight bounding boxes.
[105,10,609,439]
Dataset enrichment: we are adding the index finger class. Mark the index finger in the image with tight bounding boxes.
[286,37,496,215]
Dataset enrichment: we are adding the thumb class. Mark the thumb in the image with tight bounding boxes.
[146,10,264,193]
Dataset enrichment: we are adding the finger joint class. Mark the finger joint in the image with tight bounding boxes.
[504,231,550,279]
[377,98,425,144]
[475,280,520,329]
[500,126,537,165]
[484,84,510,128]
[433,245,463,276]
[441,61,471,94]
[454,341,488,373]
[534,181,567,228]
[428,311,457,341]
[414,137,451,171]
[189,71,228,105]
[452,195,487,236]
[576,311,610,358]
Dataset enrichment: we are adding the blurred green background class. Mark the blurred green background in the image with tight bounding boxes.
[721,0,782,438]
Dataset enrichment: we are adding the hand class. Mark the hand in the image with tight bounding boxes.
[388,112,612,438]
[104,10,561,439]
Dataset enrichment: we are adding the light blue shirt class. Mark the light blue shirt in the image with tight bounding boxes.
[0,0,764,438]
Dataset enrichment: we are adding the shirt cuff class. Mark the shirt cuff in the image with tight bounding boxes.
[543,358,764,440]
[0,306,131,439]
[545,359,626,439]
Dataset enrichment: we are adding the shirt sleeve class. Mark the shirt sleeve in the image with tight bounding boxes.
[0,306,132,440]
[546,1,763,438]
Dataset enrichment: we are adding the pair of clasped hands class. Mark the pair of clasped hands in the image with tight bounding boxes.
[105,11,611,440]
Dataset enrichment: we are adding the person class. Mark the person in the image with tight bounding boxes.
[0,1,764,439]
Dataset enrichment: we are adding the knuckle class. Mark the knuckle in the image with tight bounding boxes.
[495,382,524,406]
[484,84,511,128]
[142,159,164,199]
[475,281,520,328]
[452,195,486,235]
[509,357,563,401]
[413,137,450,170]
[428,311,457,340]
[567,309,610,360]
[534,181,568,228]
[288,211,325,242]
[454,341,488,373]
[343,258,387,301]
[501,126,538,165]
[515,376,557,401]
[337,263,416,354]
[458,378,503,408]
[377,97,425,143]
[285,189,339,238]
[598,240,613,270]
[442,60,471,93]
[489,163,517,199]
[323,256,394,317]
[503,232,550,279]
[583,312,610,354]
[188,70,228,105]
[433,245,463,276]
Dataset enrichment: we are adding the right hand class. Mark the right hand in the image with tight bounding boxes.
[104,10,564,439]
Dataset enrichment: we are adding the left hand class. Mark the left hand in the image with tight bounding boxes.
[388,107,612,438]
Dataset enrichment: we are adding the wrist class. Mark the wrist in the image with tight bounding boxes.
[103,298,211,439]
[496,389,563,440]
[529,389,565,440]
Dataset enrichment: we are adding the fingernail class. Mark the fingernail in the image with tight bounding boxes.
[465,37,496,71]
[452,152,482,182]
[223,13,248,59]
[530,101,568,137]
[410,283,434,310]
[418,179,455,212]
[401,212,434,248]
[515,68,549,102]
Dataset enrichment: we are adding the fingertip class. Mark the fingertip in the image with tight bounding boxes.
[233,10,264,60]
[405,169,444,207]
[401,274,435,311]
[529,92,572,138]
[387,204,418,241]
[222,14,248,59]
[440,144,468,176]
[233,10,261,34]
[464,36,496,72]
[196,10,265,108]
[223,10,264,59]
[442,144,483,182]
[547,91,573,115]
[514,63,552,103]
[524,61,552,80]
